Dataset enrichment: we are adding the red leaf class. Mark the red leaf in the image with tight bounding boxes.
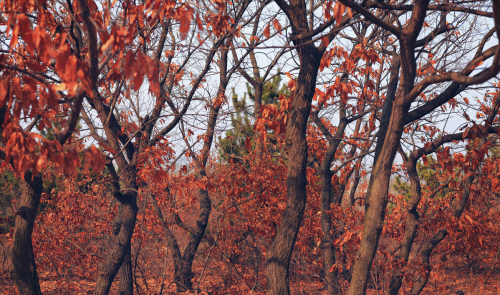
[347,7,353,18]
[321,36,329,47]
[422,154,428,166]
[196,13,203,31]
[263,23,270,38]
[179,7,194,39]
[273,19,281,34]
[245,137,251,152]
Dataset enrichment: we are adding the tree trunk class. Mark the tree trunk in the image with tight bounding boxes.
[313,107,350,294]
[111,206,134,295]
[386,154,421,295]
[94,167,138,295]
[320,161,341,295]
[173,46,229,292]
[409,172,475,295]
[266,43,321,295]
[348,165,361,207]
[118,243,133,295]
[173,188,212,292]
[408,229,447,295]
[10,173,43,295]
[346,2,429,291]
[347,65,406,295]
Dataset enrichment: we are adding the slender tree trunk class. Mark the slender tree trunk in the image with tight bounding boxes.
[266,43,321,295]
[320,166,341,295]
[319,143,341,294]
[408,229,447,295]
[173,187,212,291]
[348,165,361,207]
[10,173,43,295]
[313,106,350,294]
[254,83,263,119]
[174,47,229,292]
[346,2,429,289]
[347,61,416,295]
[409,173,475,295]
[386,154,421,295]
[94,168,138,295]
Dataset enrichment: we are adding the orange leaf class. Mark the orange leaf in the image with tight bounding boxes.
[273,19,281,34]
[9,17,20,50]
[179,7,194,39]
[336,4,346,25]
[196,13,203,31]
[422,154,428,166]
[0,78,9,108]
[347,7,353,18]
[321,36,329,47]
[245,137,251,152]
[263,23,270,38]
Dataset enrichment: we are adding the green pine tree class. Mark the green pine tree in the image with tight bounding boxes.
[219,73,290,162]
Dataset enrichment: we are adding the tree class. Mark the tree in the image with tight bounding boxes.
[219,74,289,162]
[336,1,500,294]
[3,0,500,294]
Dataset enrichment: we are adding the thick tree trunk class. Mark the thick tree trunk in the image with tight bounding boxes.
[118,243,133,295]
[266,43,321,295]
[10,173,43,295]
[94,201,137,295]
[111,207,134,295]
[175,260,195,291]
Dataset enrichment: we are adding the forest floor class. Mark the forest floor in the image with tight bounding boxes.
[1,260,500,294]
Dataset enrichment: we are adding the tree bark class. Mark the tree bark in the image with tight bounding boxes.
[94,167,138,295]
[320,157,341,295]
[117,221,133,295]
[173,46,230,292]
[313,107,350,294]
[10,173,43,295]
[408,229,447,295]
[386,153,421,295]
[319,143,342,295]
[110,205,134,295]
[173,187,212,291]
[266,41,321,294]
[346,2,430,293]
[348,163,361,207]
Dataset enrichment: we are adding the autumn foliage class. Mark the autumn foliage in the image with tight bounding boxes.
[2,0,500,295]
